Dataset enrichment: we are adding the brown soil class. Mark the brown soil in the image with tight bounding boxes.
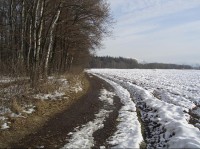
[189,105,200,130]
[10,74,123,148]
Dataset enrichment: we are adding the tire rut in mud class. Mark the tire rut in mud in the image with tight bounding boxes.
[92,93,122,148]
[11,74,122,148]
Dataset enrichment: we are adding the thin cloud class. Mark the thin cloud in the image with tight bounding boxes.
[99,0,200,65]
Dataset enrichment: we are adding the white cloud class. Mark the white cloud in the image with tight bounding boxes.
[110,0,200,23]
[99,0,200,64]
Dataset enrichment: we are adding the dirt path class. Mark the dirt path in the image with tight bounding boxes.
[11,75,122,148]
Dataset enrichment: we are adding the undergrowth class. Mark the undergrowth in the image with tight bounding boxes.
[0,73,89,148]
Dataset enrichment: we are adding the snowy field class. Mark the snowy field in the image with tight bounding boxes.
[88,69,200,148]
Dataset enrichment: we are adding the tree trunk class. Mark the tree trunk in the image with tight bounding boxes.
[43,3,61,79]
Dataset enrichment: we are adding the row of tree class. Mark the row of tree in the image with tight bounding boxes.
[88,56,194,69]
[88,56,139,69]
[0,0,111,86]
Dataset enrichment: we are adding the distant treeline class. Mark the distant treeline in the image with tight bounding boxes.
[88,56,197,69]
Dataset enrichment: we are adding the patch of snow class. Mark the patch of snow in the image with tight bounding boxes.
[63,109,110,148]
[23,108,35,114]
[34,91,65,100]
[99,89,115,105]
[23,105,36,114]
[0,77,15,83]
[37,145,45,148]
[33,78,68,100]
[74,86,82,93]
[1,122,9,129]
[22,104,36,113]
[72,82,83,93]
[0,116,6,121]
[57,79,68,90]
[62,88,114,148]
[33,77,82,100]
[0,107,11,115]
[10,113,22,118]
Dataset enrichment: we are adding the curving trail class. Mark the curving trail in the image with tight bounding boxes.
[11,74,123,148]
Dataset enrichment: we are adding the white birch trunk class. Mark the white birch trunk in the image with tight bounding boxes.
[33,0,39,58]
[36,0,44,65]
[44,4,61,77]
[20,0,25,63]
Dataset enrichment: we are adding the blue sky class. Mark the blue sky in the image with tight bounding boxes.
[97,0,200,65]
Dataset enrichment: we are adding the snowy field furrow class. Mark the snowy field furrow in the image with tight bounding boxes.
[92,74,143,148]
[88,69,200,148]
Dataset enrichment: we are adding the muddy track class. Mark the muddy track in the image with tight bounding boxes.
[11,75,122,148]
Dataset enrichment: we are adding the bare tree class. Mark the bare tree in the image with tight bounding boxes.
[0,0,112,87]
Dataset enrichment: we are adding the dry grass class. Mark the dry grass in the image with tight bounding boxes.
[10,99,23,114]
[35,79,61,94]
[0,73,90,148]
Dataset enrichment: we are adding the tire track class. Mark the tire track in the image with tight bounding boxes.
[91,73,144,148]
[91,71,200,148]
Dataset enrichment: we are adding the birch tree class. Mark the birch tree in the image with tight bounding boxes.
[0,0,112,87]
[43,1,62,79]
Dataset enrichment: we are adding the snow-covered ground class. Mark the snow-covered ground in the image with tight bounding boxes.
[88,69,200,148]
[94,74,143,148]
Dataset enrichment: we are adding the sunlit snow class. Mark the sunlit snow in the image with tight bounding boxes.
[89,69,200,148]
[94,74,143,148]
